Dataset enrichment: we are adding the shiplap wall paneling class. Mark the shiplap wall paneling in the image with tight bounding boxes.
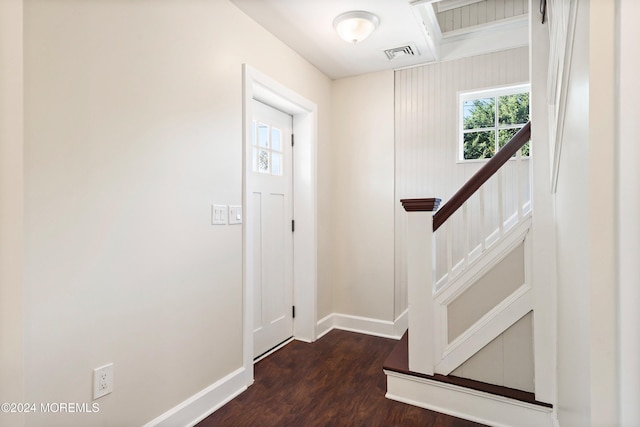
[437,0,528,33]
[394,47,529,317]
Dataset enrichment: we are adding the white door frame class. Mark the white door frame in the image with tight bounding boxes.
[242,65,318,386]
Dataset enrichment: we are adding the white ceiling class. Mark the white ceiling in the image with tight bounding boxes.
[230,0,529,80]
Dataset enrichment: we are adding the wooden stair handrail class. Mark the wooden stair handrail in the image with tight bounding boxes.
[433,121,531,231]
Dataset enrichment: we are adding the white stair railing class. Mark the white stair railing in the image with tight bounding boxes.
[401,122,532,375]
[435,149,532,290]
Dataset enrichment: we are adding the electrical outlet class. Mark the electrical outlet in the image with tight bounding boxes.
[93,363,114,400]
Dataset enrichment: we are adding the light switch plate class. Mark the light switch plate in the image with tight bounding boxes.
[229,205,242,225]
[212,205,227,225]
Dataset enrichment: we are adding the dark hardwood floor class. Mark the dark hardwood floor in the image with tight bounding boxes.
[197,330,486,427]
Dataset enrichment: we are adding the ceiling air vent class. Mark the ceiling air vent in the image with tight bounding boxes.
[384,44,419,60]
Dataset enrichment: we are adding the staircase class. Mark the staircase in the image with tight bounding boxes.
[384,123,554,426]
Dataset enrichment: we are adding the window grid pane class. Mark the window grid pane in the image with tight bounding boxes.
[498,93,530,126]
[498,128,520,149]
[463,131,495,160]
[463,98,495,130]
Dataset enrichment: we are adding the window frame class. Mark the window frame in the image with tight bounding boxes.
[457,83,531,163]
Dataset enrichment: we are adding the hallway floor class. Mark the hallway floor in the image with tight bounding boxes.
[197,329,486,427]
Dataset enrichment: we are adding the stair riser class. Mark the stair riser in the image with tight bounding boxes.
[385,370,554,427]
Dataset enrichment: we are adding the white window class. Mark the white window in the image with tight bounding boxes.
[459,84,530,161]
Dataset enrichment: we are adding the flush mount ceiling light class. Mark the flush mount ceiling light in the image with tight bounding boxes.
[333,11,380,44]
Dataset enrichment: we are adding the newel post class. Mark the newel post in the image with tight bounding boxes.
[401,198,441,375]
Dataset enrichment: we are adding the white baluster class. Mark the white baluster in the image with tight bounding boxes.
[498,169,505,236]
[463,202,469,268]
[479,186,486,251]
[446,221,453,281]
[517,148,523,220]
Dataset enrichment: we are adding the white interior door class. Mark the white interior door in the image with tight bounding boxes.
[251,100,293,358]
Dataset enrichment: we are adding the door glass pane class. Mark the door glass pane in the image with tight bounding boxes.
[258,149,269,173]
[271,128,282,152]
[271,153,282,175]
[258,123,269,148]
[463,98,495,130]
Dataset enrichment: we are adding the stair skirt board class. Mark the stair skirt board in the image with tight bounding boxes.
[385,370,553,427]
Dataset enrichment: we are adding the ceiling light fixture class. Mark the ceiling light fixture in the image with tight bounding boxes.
[333,11,380,44]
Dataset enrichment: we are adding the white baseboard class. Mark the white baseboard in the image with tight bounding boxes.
[316,310,408,340]
[393,309,409,337]
[142,367,247,427]
[315,313,335,339]
[385,370,553,427]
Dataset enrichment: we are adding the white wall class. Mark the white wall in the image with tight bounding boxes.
[552,1,591,425]
[330,71,395,321]
[22,1,331,425]
[588,0,618,424]
[0,1,25,427]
